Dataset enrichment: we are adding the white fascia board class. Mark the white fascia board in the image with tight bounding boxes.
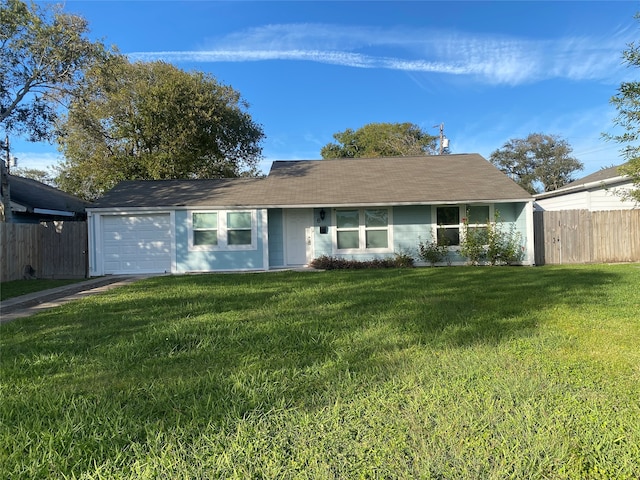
[534,176,629,200]
[87,205,266,213]
[87,199,533,213]
[249,199,533,209]
[86,206,179,214]
[33,208,75,216]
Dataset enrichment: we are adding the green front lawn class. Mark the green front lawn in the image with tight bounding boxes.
[1,265,639,479]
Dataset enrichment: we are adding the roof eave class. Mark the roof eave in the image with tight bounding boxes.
[535,176,629,200]
[87,198,533,212]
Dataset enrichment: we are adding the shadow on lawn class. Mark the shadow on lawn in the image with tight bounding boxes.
[5,266,620,380]
[0,267,623,476]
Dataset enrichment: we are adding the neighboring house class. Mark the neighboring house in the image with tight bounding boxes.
[8,175,89,223]
[86,153,535,276]
[535,164,637,211]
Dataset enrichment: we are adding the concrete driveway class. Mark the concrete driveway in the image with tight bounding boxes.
[0,276,144,323]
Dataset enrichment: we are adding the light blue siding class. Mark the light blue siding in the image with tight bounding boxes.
[392,205,431,256]
[495,202,530,263]
[313,207,333,258]
[175,209,266,272]
[311,205,433,262]
[268,209,284,267]
[305,203,532,265]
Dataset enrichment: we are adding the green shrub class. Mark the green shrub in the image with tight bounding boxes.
[417,238,449,266]
[459,225,488,265]
[487,221,525,265]
[310,254,414,270]
[460,211,525,266]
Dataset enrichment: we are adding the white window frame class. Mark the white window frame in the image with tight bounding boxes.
[188,210,257,251]
[432,204,494,249]
[464,204,493,242]
[333,207,393,253]
[191,211,219,249]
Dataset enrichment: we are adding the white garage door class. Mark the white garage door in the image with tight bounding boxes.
[102,214,172,274]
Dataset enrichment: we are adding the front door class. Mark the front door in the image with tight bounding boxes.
[285,209,312,266]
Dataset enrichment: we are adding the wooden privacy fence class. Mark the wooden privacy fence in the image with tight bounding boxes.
[534,209,640,265]
[0,221,88,281]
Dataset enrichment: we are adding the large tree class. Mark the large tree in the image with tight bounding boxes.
[1,0,106,220]
[320,122,438,159]
[54,57,265,200]
[0,0,106,141]
[489,133,583,194]
[605,14,640,203]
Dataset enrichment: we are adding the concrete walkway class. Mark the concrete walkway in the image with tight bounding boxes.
[0,276,143,323]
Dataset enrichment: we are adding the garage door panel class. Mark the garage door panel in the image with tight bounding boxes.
[101,214,171,274]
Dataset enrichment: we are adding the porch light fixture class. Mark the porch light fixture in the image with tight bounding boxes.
[319,209,326,221]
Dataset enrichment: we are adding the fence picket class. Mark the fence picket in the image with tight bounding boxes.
[1,221,87,281]
[534,209,640,265]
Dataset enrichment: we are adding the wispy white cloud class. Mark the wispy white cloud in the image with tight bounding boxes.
[128,23,632,86]
[11,151,62,170]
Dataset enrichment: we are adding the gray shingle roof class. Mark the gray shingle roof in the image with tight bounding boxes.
[262,154,531,206]
[90,178,268,208]
[10,175,89,213]
[534,163,629,200]
[89,154,531,209]
[563,164,626,187]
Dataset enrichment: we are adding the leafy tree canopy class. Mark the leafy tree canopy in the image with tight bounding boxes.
[54,57,265,200]
[320,122,438,159]
[605,13,640,203]
[489,133,583,194]
[0,0,107,142]
[10,166,54,185]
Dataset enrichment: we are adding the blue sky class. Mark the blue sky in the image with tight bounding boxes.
[12,1,639,178]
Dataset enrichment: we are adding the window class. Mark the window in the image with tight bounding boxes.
[335,208,390,251]
[436,206,460,246]
[189,210,256,250]
[227,212,252,245]
[336,210,360,249]
[466,205,490,239]
[434,205,493,247]
[365,209,389,248]
[193,212,218,246]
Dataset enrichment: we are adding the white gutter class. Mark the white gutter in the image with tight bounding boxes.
[33,208,75,217]
[86,198,534,213]
[535,175,628,200]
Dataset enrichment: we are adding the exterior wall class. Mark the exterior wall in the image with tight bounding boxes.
[505,201,533,265]
[268,209,284,267]
[88,201,535,275]
[392,205,431,255]
[307,202,534,265]
[175,209,267,273]
[313,207,333,257]
[313,205,424,261]
[536,181,636,211]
